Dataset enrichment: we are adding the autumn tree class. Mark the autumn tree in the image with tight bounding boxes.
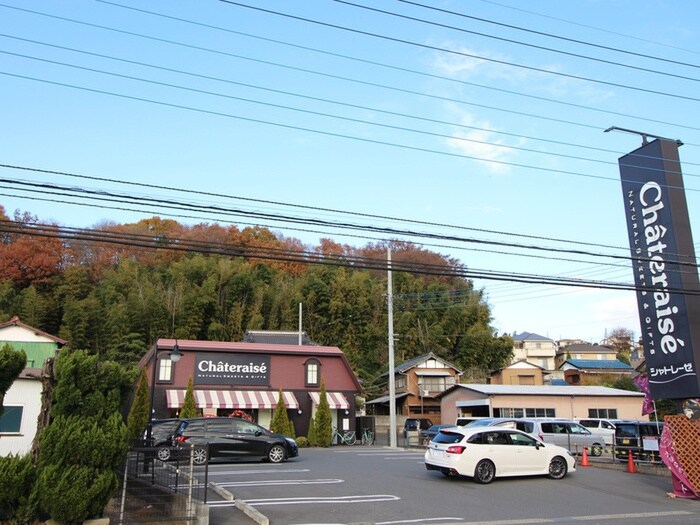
[0,211,63,285]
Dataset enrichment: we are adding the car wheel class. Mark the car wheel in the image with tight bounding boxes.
[268,444,286,464]
[192,447,208,465]
[590,444,603,457]
[157,447,171,461]
[548,456,568,479]
[474,459,496,484]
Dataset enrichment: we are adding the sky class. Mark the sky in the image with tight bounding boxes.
[2,0,700,344]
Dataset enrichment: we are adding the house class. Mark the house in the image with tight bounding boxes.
[489,359,545,385]
[511,332,557,371]
[437,383,646,424]
[0,316,66,456]
[560,359,634,385]
[555,342,618,369]
[140,337,361,438]
[366,352,462,423]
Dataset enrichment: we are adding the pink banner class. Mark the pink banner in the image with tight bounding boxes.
[659,424,700,499]
[633,373,655,416]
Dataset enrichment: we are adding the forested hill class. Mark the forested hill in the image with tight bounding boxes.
[0,209,513,391]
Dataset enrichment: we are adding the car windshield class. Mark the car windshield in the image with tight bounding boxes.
[468,419,500,427]
[432,430,465,444]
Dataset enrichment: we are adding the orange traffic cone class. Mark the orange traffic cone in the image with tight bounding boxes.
[580,446,590,467]
[627,451,637,473]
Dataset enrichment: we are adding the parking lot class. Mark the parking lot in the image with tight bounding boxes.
[205,446,700,525]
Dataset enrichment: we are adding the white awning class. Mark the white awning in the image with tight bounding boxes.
[415,371,452,376]
[165,389,299,409]
[309,391,350,410]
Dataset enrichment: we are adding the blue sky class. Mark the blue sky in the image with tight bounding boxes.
[2,0,700,344]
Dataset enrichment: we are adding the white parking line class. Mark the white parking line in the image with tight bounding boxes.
[376,519,463,524]
[218,478,343,487]
[408,510,696,525]
[207,468,310,476]
[243,494,400,506]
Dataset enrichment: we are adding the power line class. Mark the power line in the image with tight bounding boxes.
[89,1,700,136]
[5,163,699,268]
[396,0,700,71]
[218,0,700,103]
[1,219,696,295]
[473,0,700,57]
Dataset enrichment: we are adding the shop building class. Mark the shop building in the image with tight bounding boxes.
[141,337,361,437]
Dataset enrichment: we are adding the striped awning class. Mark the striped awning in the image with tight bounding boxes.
[309,391,350,410]
[166,390,299,410]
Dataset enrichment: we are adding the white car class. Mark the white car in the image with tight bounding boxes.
[425,426,576,484]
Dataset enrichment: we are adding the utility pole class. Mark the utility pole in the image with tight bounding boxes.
[298,303,303,345]
[387,249,397,448]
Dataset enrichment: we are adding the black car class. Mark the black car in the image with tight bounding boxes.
[613,420,664,462]
[147,418,182,461]
[419,424,454,445]
[172,417,298,465]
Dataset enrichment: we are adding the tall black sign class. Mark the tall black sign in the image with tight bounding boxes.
[619,139,700,399]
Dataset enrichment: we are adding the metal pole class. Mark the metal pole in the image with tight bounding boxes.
[388,249,397,448]
[146,341,158,446]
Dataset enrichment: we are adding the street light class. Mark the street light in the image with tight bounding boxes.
[146,339,182,445]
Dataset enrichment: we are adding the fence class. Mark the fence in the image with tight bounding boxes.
[103,444,209,525]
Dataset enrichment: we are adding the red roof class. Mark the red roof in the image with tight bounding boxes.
[155,338,344,356]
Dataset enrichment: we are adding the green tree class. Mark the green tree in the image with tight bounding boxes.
[33,350,132,525]
[307,414,317,447]
[0,343,27,418]
[126,367,150,442]
[180,376,198,418]
[270,388,294,437]
[314,381,333,447]
[0,454,37,524]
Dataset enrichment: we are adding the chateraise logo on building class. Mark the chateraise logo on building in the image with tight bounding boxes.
[195,352,270,385]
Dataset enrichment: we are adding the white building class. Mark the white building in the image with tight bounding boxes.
[511,332,557,371]
[0,316,65,457]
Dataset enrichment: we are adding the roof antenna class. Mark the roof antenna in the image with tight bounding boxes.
[604,126,683,147]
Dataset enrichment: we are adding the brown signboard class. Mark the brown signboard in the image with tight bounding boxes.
[619,139,700,399]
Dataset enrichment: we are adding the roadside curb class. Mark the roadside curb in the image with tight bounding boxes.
[212,482,269,525]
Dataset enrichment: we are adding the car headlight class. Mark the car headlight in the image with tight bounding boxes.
[285,437,297,446]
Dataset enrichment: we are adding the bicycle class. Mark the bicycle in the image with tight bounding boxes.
[333,429,356,445]
[361,428,374,446]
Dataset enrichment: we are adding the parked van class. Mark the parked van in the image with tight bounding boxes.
[468,417,605,456]
[574,418,619,446]
[613,420,664,462]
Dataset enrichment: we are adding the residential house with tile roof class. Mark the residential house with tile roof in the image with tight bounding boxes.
[555,342,618,369]
[511,331,557,371]
[0,316,66,456]
[367,352,462,423]
[560,359,634,385]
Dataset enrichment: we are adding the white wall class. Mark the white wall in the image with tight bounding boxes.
[0,326,54,343]
[0,378,42,457]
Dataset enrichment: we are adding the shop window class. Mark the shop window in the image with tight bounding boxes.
[158,358,173,382]
[305,359,320,386]
[0,406,23,433]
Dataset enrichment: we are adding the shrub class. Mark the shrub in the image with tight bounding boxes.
[314,381,333,447]
[0,454,37,523]
[295,436,309,448]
